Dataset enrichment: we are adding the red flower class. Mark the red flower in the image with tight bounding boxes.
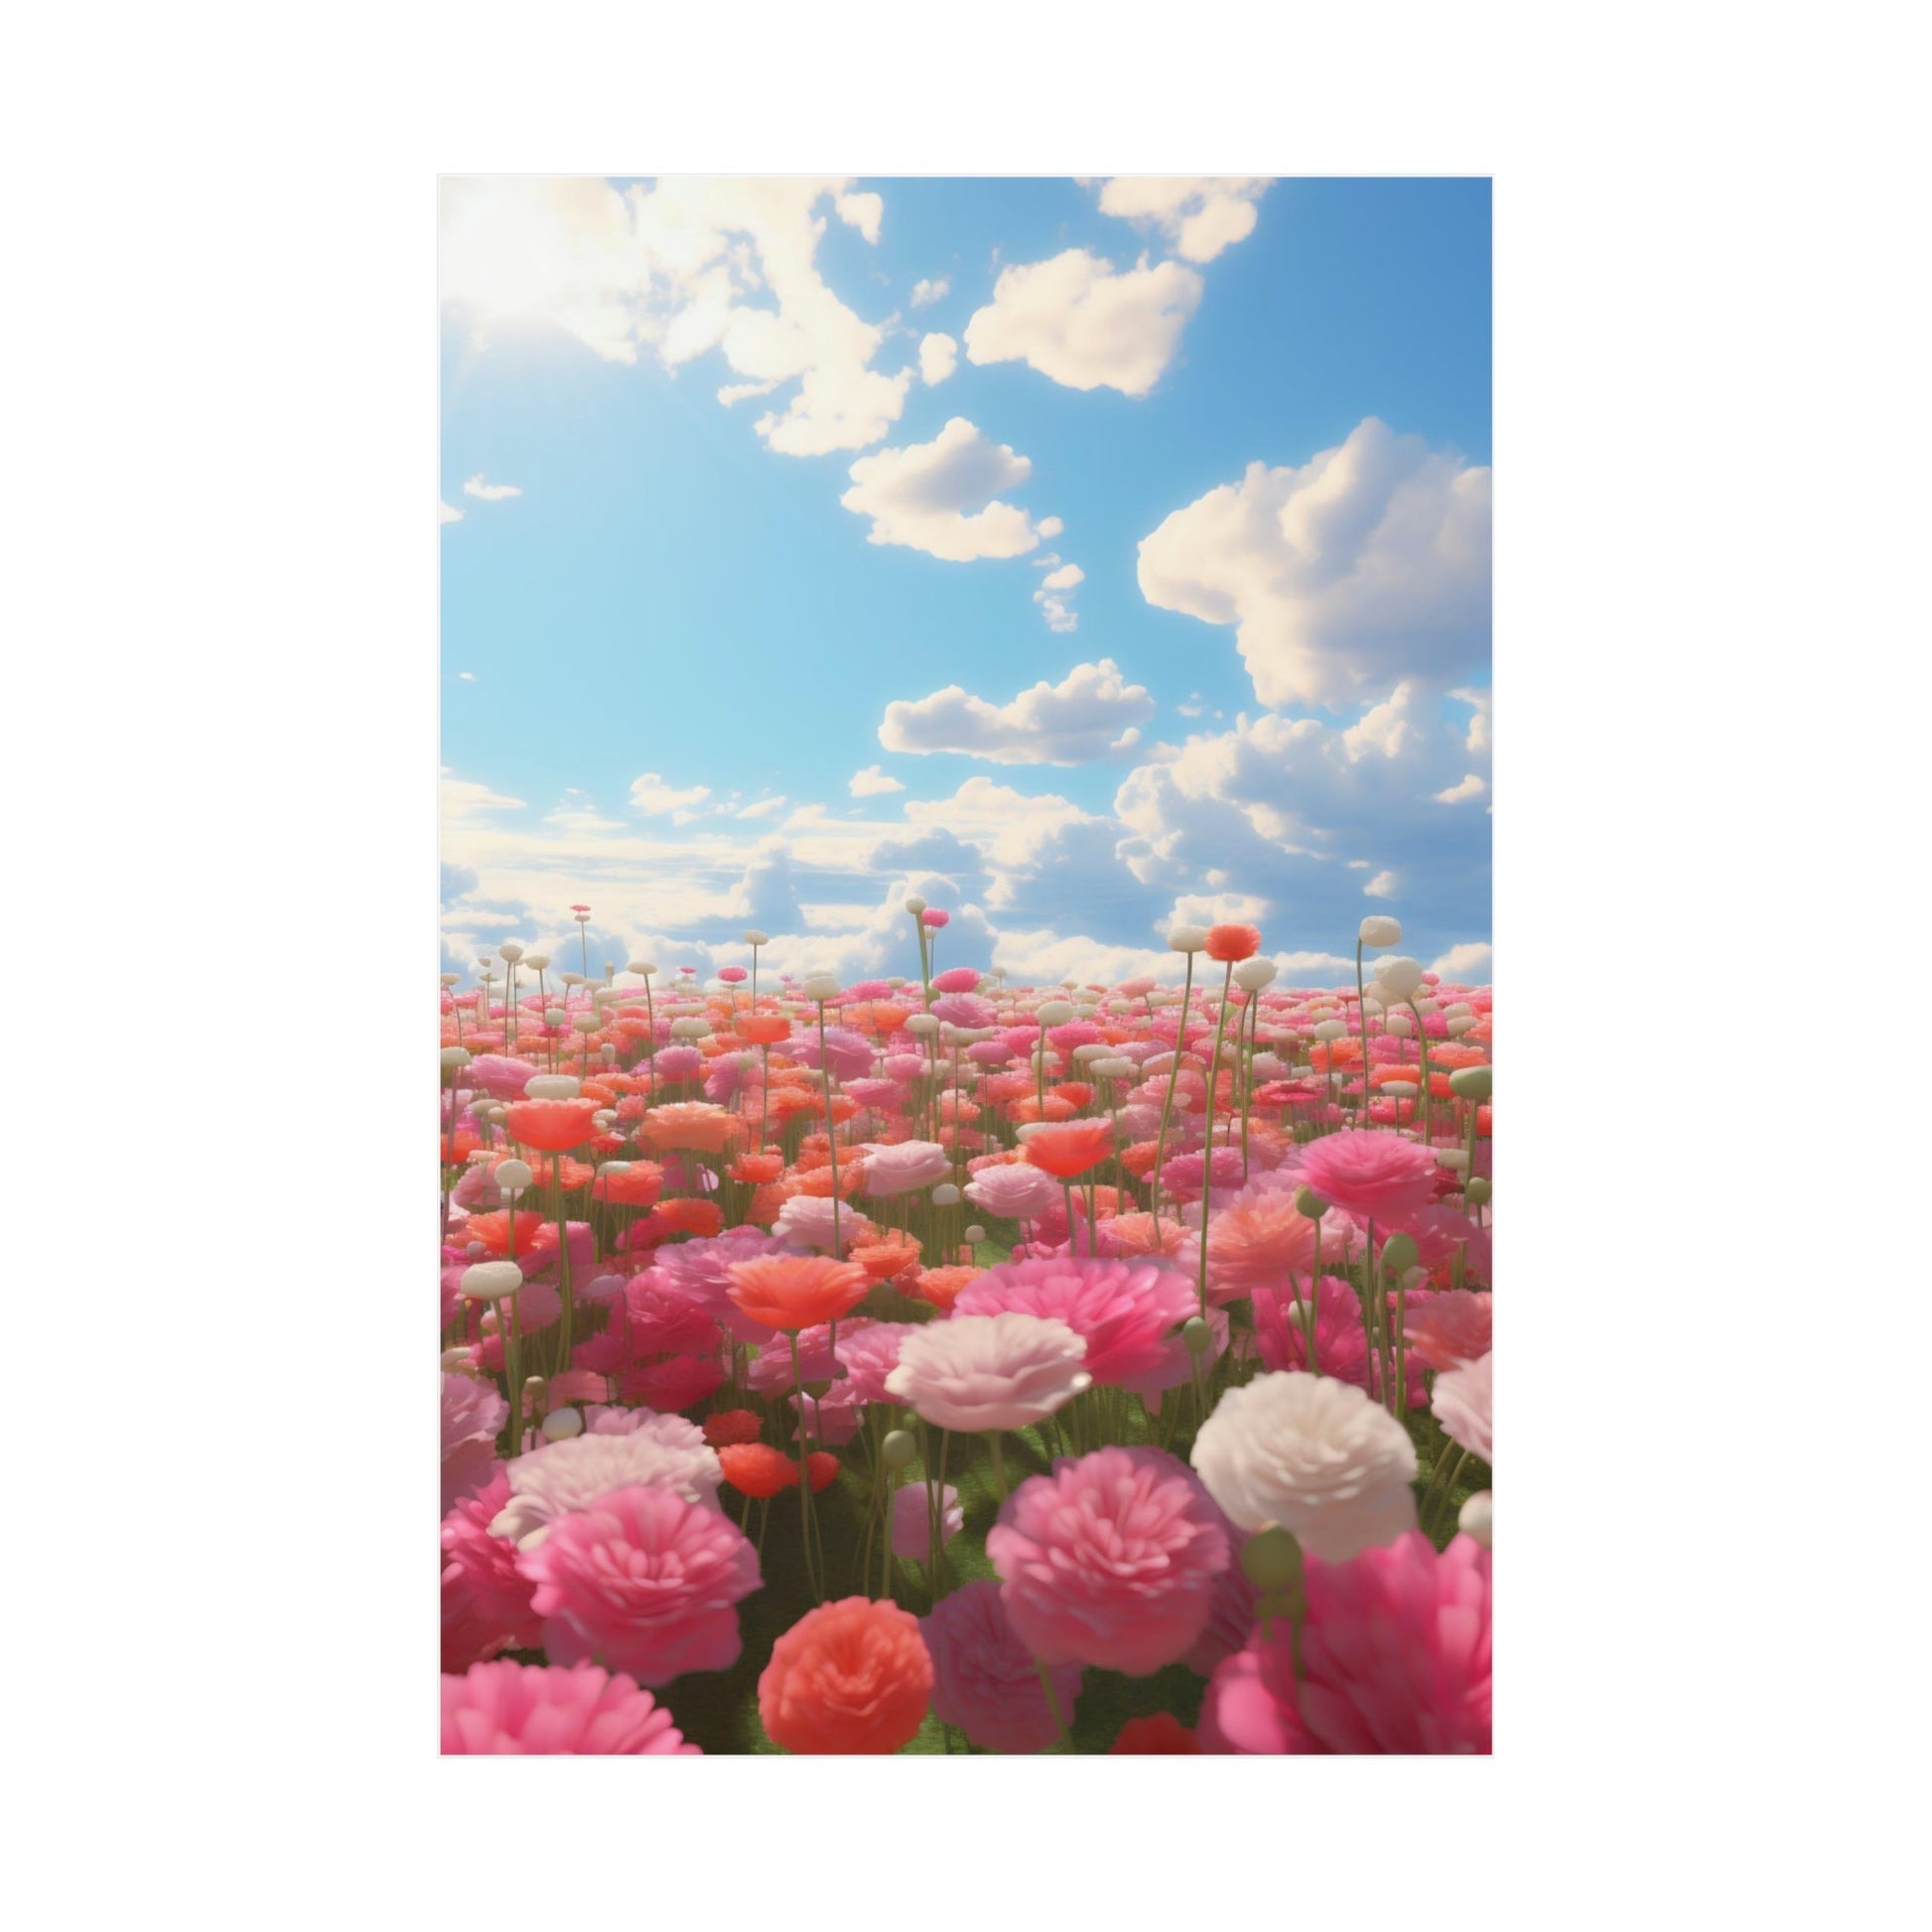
[1204,923,1262,964]
[718,1443,799,1498]
[1021,1119,1117,1180]
[703,1409,764,1448]
[505,1098,600,1153]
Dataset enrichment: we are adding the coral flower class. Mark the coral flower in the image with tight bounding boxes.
[1111,1713,1199,1754]
[988,1447,1229,1676]
[593,1162,664,1207]
[520,1483,760,1685]
[1204,923,1262,963]
[759,1597,934,1755]
[737,1014,792,1046]
[1295,1130,1439,1227]
[653,1197,724,1240]
[702,1409,764,1448]
[1405,1290,1493,1371]
[1020,1119,1116,1180]
[442,1660,701,1754]
[639,1102,746,1156]
[729,1151,786,1185]
[922,1579,1083,1753]
[505,1096,601,1152]
[1198,1533,1491,1754]
[717,1442,800,1498]
[726,1253,871,1331]
[913,1264,981,1313]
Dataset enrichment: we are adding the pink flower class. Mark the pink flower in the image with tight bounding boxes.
[922,1580,1083,1753]
[1431,1352,1493,1462]
[1295,1130,1439,1227]
[930,966,981,994]
[987,1447,1229,1676]
[442,1660,701,1754]
[441,1465,542,1670]
[860,1140,953,1195]
[1405,1290,1493,1371]
[792,1025,874,1084]
[893,1481,963,1559]
[468,1054,538,1100]
[622,1353,726,1413]
[520,1484,759,1685]
[963,1162,1064,1222]
[1198,1532,1491,1754]
[442,1371,507,1515]
[954,1256,1197,1387]
[834,1320,919,1403]
[1251,1275,1428,1407]
[489,1422,721,1549]
[886,1312,1092,1433]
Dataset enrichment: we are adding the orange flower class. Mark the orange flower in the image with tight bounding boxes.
[592,1161,664,1207]
[718,1442,799,1498]
[504,1097,600,1153]
[1022,1119,1117,1180]
[1204,922,1262,963]
[639,1101,745,1156]
[851,1232,921,1281]
[654,1197,724,1239]
[1049,1081,1095,1110]
[729,1150,787,1185]
[737,1014,792,1046]
[726,1254,871,1331]
[913,1264,981,1312]
[457,1209,546,1258]
[758,1597,933,1755]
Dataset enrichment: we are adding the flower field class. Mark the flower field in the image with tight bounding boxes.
[440,907,1493,1754]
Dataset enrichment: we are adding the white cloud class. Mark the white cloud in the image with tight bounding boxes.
[849,764,904,796]
[543,789,622,835]
[737,795,788,820]
[1364,870,1400,898]
[441,767,528,831]
[834,191,883,244]
[439,499,463,525]
[918,332,958,385]
[910,276,950,309]
[881,659,1157,765]
[1165,891,1269,929]
[1096,178,1272,263]
[963,248,1201,396]
[840,417,1051,561]
[1430,941,1493,982]
[462,474,522,501]
[457,670,476,681]
[1040,563,1084,592]
[718,379,778,407]
[1137,417,1492,708]
[629,772,713,815]
[1435,773,1488,804]
[440,176,911,458]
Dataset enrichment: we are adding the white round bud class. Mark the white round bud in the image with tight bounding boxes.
[1373,956,1425,1000]
[1457,1491,1493,1548]
[493,1158,533,1194]
[963,1224,987,1245]
[524,1074,582,1101]
[801,974,842,1003]
[498,941,524,962]
[930,1182,961,1206]
[1232,957,1279,992]
[1359,915,1403,948]
[903,896,927,915]
[460,1260,523,1301]
[669,1018,710,1039]
[1036,1000,1075,1027]
[441,1045,473,1069]
[1168,925,1208,953]
[541,1408,584,1443]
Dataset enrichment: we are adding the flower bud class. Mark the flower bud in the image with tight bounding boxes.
[524,954,550,972]
[460,1260,523,1300]
[1312,1020,1347,1041]
[802,974,841,1003]
[1384,1011,1414,1036]
[1379,1232,1420,1275]
[494,1158,533,1194]
[1449,1065,1492,1102]
[1294,1185,1329,1220]
[1382,1079,1420,1099]
[1182,1315,1213,1356]
[1240,1524,1302,1592]
[498,941,524,962]
[930,1183,961,1206]
[903,896,927,915]
[882,1429,918,1470]
[441,1045,473,1069]
[1359,915,1403,947]
[1232,957,1278,992]
[669,1018,710,1039]
[962,1224,987,1245]
[544,1008,567,1029]
[1035,1000,1075,1027]
[525,1074,582,1101]
[1466,1176,1492,1207]
[744,929,769,946]
[1168,925,1208,952]
[626,960,656,977]
[541,1407,584,1443]
[1372,956,1425,1000]
[1457,1491,1492,1548]
[571,1013,601,1035]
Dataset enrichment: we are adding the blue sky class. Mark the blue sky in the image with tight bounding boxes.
[440,177,1491,989]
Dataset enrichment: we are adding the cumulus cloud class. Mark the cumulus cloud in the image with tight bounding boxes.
[910,276,950,309]
[918,332,958,385]
[1435,772,1488,803]
[881,659,1157,765]
[439,499,463,524]
[462,474,522,501]
[849,764,904,797]
[840,417,1052,561]
[1137,417,1491,707]
[737,795,788,820]
[963,248,1202,396]
[544,789,623,835]
[1430,941,1493,982]
[1096,178,1271,263]
[440,176,910,458]
[629,772,713,815]
[1364,869,1400,898]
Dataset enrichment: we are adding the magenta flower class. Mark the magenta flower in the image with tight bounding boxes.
[892,1480,964,1559]
[833,1320,918,1403]
[987,1447,1229,1676]
[442,1660,701,1754]
[1296,1130,1439,1226]
[792,1024,874,1083]
[520,1484,760,1685]
[442,1371,508,1515]
[441,1465,542,1671]
[922,1579,1083,1753]
[954,1256,1197,1386]
[1198,1532,1491,1754]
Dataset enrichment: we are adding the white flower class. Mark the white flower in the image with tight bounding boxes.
[498,941,524,962]
[488,1423,721,1549]
[886,1312,1091,1433]
[1359,915,1403,947]
[626,960,656,977]
[743,929,769,945]
[1168,925,1209,952]
[801,974,842,1003]
[1232,957,1278,991]
[1372,955,1425,1001]
[903,896,927,914]
[523,953,551,972]
[459,1260,523,1301]
[1432,1352,1493,1463]
[523,1073,581,1100]
[1190,1371,1419,1561]
[1035,1000,1075,1026]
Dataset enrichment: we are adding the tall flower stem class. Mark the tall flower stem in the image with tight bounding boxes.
[788,1334,821,1603]
[1194,961,1235,1315]
[986,1431,1009,1503]
[1355,940,1374,1128]
[1149,953,1196,1227]
[495,1297,521,1454]
[816,1000,842,1259]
